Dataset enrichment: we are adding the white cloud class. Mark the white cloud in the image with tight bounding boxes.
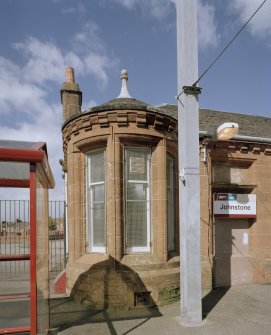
[113,0,138,10]
[65,52,85,73]
[229,0,271,39]
[82,98,97,112]
[9,19,118,89]
[0,21,116,200]
[0,57,46,114]
[112,0,219,50]
[84,53,113,88]
[112,0,174,19]
[61,3,86,15]
[13,38,65,85]
[70,22,117,86]
[12,30,114,88]
[198,0,219,50]
[72,22,105,54]
[0,55,63,198]
[0,96,63,200]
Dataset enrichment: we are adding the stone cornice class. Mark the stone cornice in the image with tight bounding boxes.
[62,109,177,142]
[207,140,271,156]
[62,102,172,130]
[62,109,177,166]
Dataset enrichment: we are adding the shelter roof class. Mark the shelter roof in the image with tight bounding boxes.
[0,140,43,150]
[0,139,54,188]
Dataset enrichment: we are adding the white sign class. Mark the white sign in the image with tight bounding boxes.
[130,157,145,174]
[213,193,256,218]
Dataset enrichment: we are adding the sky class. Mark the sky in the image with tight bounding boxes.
[0,0,270,200]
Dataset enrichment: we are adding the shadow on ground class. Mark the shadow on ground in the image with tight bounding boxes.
[49,297,162,335]
[50,256,163,334]
[202,286,230,319]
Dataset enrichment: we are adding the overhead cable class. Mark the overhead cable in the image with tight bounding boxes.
[176,0,268,101]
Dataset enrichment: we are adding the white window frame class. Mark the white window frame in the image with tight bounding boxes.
[87,149,106,253]
[124,147,151,253]
[167,154,175,252]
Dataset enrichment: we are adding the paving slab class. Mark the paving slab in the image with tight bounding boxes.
[50,284,271,335]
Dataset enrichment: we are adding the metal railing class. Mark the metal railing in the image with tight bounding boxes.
[0,200,66,276]
[48,200,66,276]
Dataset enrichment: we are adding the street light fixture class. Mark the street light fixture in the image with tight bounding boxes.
[216,122,239,140]
[202,123,239,165]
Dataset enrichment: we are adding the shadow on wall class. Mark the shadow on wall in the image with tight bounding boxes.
[50,256,162,333]
[71,256,158,309]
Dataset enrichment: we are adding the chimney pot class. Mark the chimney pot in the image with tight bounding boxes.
[65,67,75,83]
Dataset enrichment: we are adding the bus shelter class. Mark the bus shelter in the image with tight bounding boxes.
[0,140,55,335]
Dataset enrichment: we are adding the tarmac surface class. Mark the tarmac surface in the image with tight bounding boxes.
[50,284,271,335]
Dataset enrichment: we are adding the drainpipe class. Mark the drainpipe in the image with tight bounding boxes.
[199,131,271,144]
[232,135,271,144]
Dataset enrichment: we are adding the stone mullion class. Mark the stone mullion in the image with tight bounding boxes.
[106,133,123,261]
[106,132,116,258]
[152,138,167,262]
[114,135,123,261]
[67,147,83,263]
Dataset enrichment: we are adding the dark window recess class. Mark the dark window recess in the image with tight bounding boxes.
[134,292,150,306]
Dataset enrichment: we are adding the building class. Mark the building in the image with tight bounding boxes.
[60,67,271,309]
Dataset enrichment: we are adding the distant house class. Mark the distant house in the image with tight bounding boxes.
[60,67,271,309]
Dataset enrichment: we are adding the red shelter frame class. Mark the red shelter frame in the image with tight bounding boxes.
[0,140,55,335]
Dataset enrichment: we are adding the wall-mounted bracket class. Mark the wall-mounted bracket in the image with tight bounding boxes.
[183,85,202,96]
[179,167,200,184]
[179,168,186,182]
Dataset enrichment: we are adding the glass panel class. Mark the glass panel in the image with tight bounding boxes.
[126,202,147,248]
[126,149,148,181]
[92,203,105,247]
[89,151,105,183]
[88,149,106,251]
[127,183,147,200]
[125,147,150,252]
[0,196,30,329]
[92,184,104,202]
[0,162,29,180]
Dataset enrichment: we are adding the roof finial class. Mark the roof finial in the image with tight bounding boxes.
[117,69,132,99]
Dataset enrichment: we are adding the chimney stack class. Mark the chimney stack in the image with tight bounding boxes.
[60,67,82,122]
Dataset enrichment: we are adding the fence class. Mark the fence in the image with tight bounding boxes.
[0,200,66,277]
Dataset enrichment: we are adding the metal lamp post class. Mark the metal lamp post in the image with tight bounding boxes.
[176,0,241,326]
[176,0,203,326]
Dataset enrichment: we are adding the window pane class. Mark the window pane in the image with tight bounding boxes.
[126,202,147,248]
[126,149,148,181]
[90,151,105,183]
[92,203,105,247]
[88,149,106,252]
[127,183,147,200]
[125,147,151,252]
[91,184,104,202]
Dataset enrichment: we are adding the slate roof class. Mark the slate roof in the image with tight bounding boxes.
[157,104,271,139]
[90,97,157,113]
[70,98,271,139]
